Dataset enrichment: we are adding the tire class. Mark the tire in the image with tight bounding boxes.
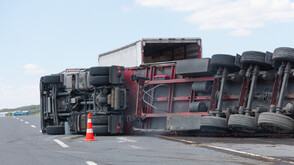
[228,114,257,133]
[210,54,239,73]
[273,47,294,64]
[200,116,227,132]
[92,125,108,134]
[258,112,294,133]
[43,75,61,84]
[89,75,109,86]
[89,67,109,76]
[40,77,46,91]
[91,115,108,125]
[45,125,65,135]
[241,51,272,70]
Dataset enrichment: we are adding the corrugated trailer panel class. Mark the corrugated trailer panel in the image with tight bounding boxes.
[98,38,201,67]
[98,41,142,67]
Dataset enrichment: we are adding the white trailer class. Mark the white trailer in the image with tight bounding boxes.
[98,38,202,67]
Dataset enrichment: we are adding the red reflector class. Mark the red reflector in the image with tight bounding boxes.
[117,123,121,133]
[154,75,170,80]
[118,66,121,76]
[154,75,170,78]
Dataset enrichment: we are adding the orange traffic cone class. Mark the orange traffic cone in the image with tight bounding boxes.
[83,112,98,141]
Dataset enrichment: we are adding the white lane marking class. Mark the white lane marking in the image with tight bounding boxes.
[39,130,42,133]
[117,137,136,143]
[204,144,276,160]
[16,118,19,120]
[20,119,23,121]
[128,145,143,149]
[25,122,29,124]
[53,139,69,148]
[160,135,294,165]
[197,144,294,165]
[86,161,98,165]
[13,117,15,118]
[31,125,36,128]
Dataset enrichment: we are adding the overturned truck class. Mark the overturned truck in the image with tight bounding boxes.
[40,38,294,135]
[40,66,127,134]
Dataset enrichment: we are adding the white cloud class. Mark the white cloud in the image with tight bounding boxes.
[136,0,294,36]
[24,64,46,75]
[229,29,251,37]
[0,77,39,109]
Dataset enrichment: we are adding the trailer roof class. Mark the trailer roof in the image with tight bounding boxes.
[99,38,201,58]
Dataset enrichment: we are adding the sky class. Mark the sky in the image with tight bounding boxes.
[1,0,294,109]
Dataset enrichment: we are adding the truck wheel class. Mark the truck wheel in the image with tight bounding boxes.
[89,75,109,86]
[241,51,272,70]
[92,125,108,134]
[91,115,108,125]
[45,126,65,135]
[200,116,227,132]
[89,67,109,76]
[210,54,239,73]
[273,47,294,64]
[228,114,257,133]
[258,112,294,133]
[43,75,61,84]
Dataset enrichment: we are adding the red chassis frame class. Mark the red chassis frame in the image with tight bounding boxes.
[123,63,240,133]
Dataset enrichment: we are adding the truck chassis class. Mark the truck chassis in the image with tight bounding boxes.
[40,38,294,136]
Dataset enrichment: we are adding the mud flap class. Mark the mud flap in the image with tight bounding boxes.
[166,115,201,131]
[78,114,87,133]
[69,114,87,133]
[109,115,123,134]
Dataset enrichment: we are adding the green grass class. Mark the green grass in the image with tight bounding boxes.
[0,105,40,114]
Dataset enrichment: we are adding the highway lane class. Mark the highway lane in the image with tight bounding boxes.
[0,116,91,165]
[0,116,290,165]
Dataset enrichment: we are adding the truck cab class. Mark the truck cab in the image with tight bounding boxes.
[40,66,128,135]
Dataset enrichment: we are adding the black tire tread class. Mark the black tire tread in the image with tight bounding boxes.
[228,114,257,133]
[46,125,65,135]
[241,51,272,70]
[273,47,294,64]
[89,67,109,76]
[43,75,61,84]
[210,54,239,73]
[201,116,227,129]
[89,75,109,86]
[258,112,294,133]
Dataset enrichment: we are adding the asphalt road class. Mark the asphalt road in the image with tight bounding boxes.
[1,116,294,165]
